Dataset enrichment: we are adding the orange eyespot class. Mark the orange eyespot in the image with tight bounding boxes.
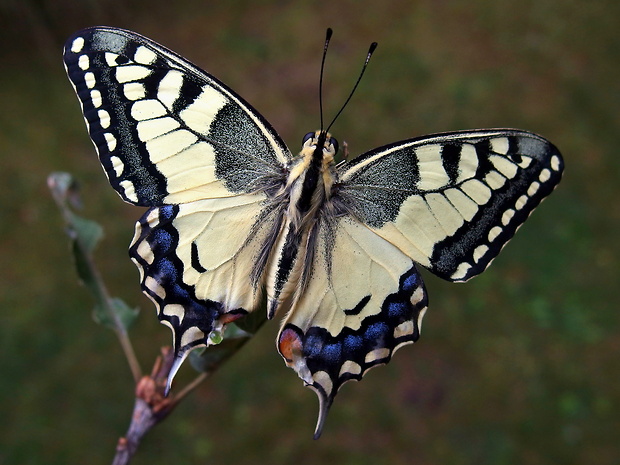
[278,327,303,363]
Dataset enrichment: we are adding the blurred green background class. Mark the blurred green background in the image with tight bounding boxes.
[1,0,618,464]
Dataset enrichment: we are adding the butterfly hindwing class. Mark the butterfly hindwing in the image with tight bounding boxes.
[277,214,428,438]
[130,194,282,363]
[338,129,564,281]
[63,27,291,206]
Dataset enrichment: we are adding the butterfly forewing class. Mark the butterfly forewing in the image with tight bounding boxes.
[63,27,291,206]
[338,129,563,281]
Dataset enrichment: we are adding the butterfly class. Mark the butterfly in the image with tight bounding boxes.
[63,26,563,438]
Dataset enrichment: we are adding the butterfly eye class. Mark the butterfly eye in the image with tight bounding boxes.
[327,137,339,154]
[302,132,316,145]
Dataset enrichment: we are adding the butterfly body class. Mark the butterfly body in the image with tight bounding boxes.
[266,131,339,316]
[63,27,563,438]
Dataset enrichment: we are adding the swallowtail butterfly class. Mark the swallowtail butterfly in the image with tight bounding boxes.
[63,27,563,438]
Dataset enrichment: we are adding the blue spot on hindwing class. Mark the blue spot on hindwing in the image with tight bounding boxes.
[155,257,177,282]
[151,228,173,253]
[322,343,342,364]
[364,322,389,343]
[343,334,363,352]
[401,270,419,292]
[304,332,325,358]
[387,301,408,318]
[158,204,176,221]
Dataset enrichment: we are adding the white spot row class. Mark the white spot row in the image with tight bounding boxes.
[110,154,123,176]
[312,370,333,397]
[97,109,111,128]
[162,303,185,323]
[119,179,139,203]
[132,223,157,267]
[515,194,528,211]
[105,133,117,152]
[502,208,515,225]
[180,327,205,349]
[473,244,489,263]
[339,360,361,378]
[364,348,390,364]
[393,320,413,339]
[488,225,503,242]
[417,306,427,332]
[90,89,102,108]
[145,275,166,300]
[78,54,89,70]
[70,37,85,53]
[85,72,96,89]
[451,262,471,281]
[449,202,516,281]
[527,181,541,197]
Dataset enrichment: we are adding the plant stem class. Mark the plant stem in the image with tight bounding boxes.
[172,372,209,404]
[74,220,143,384]
[111,348,209,465]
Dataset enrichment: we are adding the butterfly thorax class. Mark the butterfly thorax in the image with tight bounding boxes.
[285,130,338,231]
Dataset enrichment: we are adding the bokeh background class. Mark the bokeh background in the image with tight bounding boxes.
[1,1,618,464]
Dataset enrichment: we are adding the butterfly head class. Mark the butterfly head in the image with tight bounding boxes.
[301,130,339,162]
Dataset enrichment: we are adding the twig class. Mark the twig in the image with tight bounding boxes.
[173,372,209,404]
[86,254,143,384]
[111,347,210,465]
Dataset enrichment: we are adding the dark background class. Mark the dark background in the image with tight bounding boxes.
[1,1,618,464]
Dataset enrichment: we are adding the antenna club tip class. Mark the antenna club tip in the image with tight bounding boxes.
[320,30,377,132]
[325,28,333,40]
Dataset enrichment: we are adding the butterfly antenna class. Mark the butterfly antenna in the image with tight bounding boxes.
[319,28,333,132]
[325,40,378,133]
